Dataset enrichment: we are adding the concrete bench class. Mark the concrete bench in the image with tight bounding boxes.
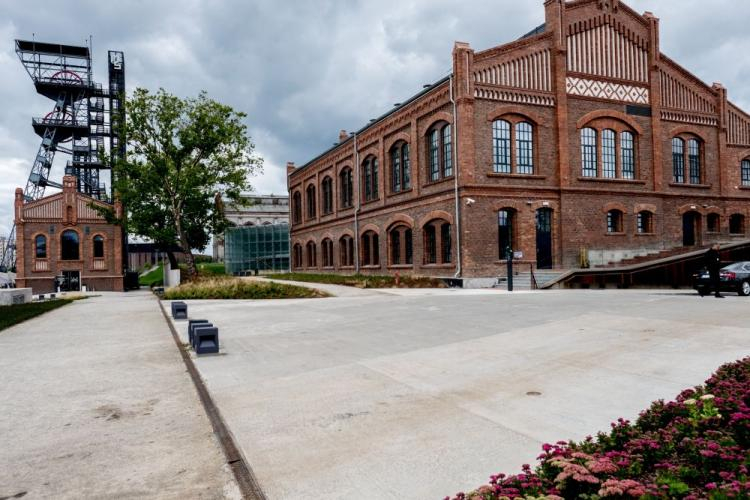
[171,301,188,320]
[188,319,211,345]
[193,326,219,355]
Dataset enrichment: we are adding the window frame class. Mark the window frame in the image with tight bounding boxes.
[362,156,379,202]
[305,184,316,220]
[93,234,105,259]
[636,211,654,234]
[581,127,598,177]
[292,191,302,224]
[388,224,413,267]
[497,209,516,260]
[35,234,47,259]
[321,176,333,215]
[423,219,453,265]
[61,229,80,261]
[607,210,624,234]
[729,214,746,235]
[339,167,354,209]
[390,142,411,194]
[427,123,453,183]
[741,159,750,187]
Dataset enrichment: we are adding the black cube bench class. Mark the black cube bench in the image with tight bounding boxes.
[171,301,188,320]
[188,319,211,345]
[194,326,220,355]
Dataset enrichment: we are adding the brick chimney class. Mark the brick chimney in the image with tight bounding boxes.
[62,175,77,193]
[286,162,296,176]
[14,188,23,223]
[339,129,349,142]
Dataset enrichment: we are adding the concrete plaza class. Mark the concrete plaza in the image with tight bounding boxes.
[170,288,750,499]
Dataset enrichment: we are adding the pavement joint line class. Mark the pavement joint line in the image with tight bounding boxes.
[157,297,267,500]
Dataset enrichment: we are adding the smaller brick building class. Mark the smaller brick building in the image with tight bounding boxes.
[14,176,125,293]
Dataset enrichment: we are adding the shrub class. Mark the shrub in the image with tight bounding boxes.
[447,357,750,500]
[162,277,327,300]
[266,272,446,289]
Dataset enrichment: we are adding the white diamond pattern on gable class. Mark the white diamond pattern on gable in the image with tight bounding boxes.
[567,77,649,105]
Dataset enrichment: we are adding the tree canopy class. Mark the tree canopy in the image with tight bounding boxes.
[112,88,262,277]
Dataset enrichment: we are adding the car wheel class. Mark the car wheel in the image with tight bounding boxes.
[739,281,750,297]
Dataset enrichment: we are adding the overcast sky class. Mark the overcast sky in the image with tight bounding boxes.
[2,0,750,240]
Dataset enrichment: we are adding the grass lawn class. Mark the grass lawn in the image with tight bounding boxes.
[139,264,164,287]
[163,277,327,300]
[0,299,75,332]
[266,272,446,288]
[196,262,226,276]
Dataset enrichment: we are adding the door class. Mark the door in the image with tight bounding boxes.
[683,212,699,246]
[536,208,553,269]
[61,271,80,292]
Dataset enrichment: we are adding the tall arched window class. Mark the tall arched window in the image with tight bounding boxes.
[35,235,47,259]
[498,209,516,259]
[581,128,598,177]
[61,230,80,260]
[339,235,354,267]
[515,122,534,174]
[423,219,451,264]
[361,230,379,266]
[389,225,413,266]
[636,211,654,234]
[492,119,511,173]
[390,142,411,193]
[742,160,750,187]
[306,184,316,219]
[427,123,452,181]
[292,191,302,224]
[321,238,334,268]
[362,156,378,202]
[321,177,333,215]
[607,210,624,234]
[730,214,746,235]
[339,167,353,208]
[688,139,701,184]
[602,129,616,178]
[306,241,317,268]
[621,131,635,179]
[293,243,303,269]
[93,235,104,258]
[672,138,685,183]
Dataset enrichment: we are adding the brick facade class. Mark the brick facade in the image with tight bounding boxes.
[288,0,750,279]
[14,176,125,293]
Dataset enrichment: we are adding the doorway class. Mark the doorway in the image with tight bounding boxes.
[60,270,80,292]
[682,212,701,247]
[536,208,553,269]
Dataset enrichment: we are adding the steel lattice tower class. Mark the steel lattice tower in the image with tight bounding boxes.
[0,40,125,271]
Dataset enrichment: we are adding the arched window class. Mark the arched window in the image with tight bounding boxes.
[515,122,534,174]
[361,230,380,266]
[321,177,333,215]
[339,167,353,208]
[498,209,516,259]
[306,241,317,268]
[35,235,47,259]
[293,243,303,269]
[388,225,413,266]
[636,211,654,234]
[730,214,746,235]
[295,196,304,224]
[93,235,104,258]
[581,128,598,177]
[390,142,411,193]
[492,120,511,173]
[362,156,379,202]
[688,139,701,184]
[607,210,624,234]
[339,235,354,267]
[742,160,750,187]
[61,230,80,260]
[602,129,616,178]
[306,184,316,219]
[621,131,635,179]
[321,238,334,268]
[423,219,452,264]
[427,123,452,182]
[707,213,721,233]
[672,138,685,183]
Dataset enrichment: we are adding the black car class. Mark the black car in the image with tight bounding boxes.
[693,262,750,296]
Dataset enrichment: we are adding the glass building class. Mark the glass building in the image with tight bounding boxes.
[224,224,289,275]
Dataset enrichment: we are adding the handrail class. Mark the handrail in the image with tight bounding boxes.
[529,263,539,290]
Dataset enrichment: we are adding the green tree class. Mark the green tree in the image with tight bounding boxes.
[112,88,262,278]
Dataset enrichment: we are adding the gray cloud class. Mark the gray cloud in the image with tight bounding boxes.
[2,0,750,239]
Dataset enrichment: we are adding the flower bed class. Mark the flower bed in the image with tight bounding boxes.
[447,357,750,500]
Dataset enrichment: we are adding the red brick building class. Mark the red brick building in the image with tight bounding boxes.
[14,176,125,293]
[288,0,750,283]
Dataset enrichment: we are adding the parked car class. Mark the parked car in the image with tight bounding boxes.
[693,262,750,296]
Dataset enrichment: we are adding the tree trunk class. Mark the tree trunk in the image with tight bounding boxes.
[174,210,198,280]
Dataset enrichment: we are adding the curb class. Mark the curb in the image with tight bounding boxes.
[158,299,266,500]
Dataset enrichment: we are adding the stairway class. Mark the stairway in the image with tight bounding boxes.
[596,245,709,269]
[496,270,569,290]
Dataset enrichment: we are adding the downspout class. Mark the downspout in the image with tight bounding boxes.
[353,133,361,273]
[450,74,462,279]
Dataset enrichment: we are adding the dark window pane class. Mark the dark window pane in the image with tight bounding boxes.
[425,225,436,264]
[581,128,597,177]
[742,160,750,186]
[602,129,616,178]
[402,144,411,189]
[442,125,453,177]
[688,139,701,184]
[61,230,79,260]
[93,235,104,258]
[493,120,511,173]
[405,229,413,265]
[429,130,439,181]
[672,138,685,183]
[516,122,534,174]
[35,235,47,259]
[621,131,635,179]
[391,229,401,265]
[441,223,452,263]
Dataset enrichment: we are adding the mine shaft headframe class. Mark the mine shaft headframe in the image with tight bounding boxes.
[15,39,95,101]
